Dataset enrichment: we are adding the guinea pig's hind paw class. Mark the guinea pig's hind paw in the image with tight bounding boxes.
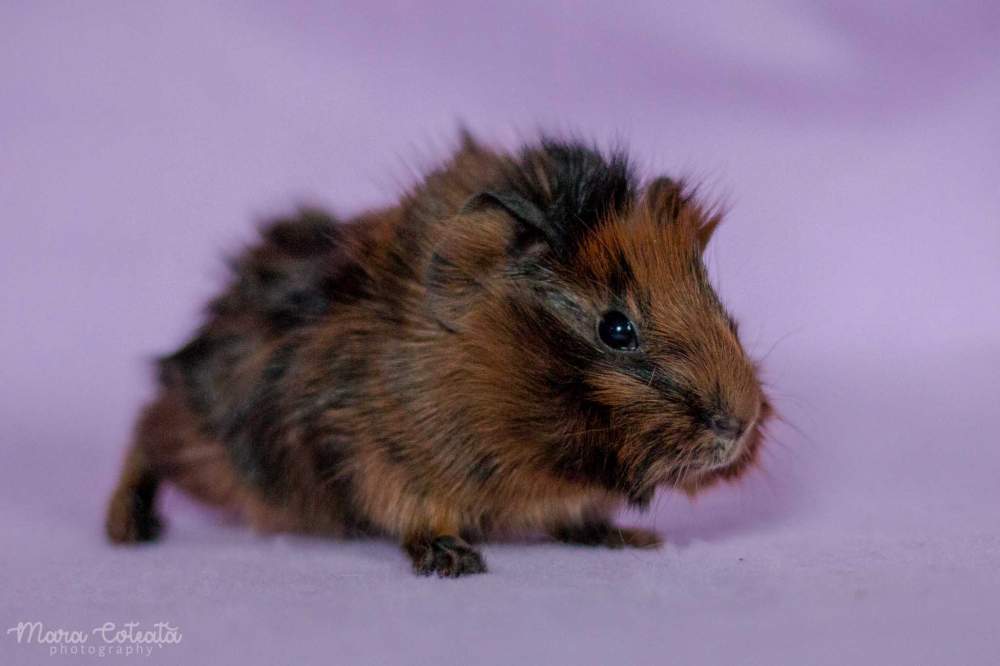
[106,497,164,544]
[552,523,663,550]
[105,476,165,544]
[612,527,663,549]
[404,535,487,577]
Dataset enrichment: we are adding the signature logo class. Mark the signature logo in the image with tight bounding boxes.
[6,621,182,658]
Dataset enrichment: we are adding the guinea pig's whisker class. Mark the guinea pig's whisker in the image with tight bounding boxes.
[753,326,806,366]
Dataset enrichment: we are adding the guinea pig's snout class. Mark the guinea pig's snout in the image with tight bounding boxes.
[705,410,756,468]
[709,415,744,441]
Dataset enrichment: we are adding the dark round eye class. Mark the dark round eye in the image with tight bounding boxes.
[598,310,638,351]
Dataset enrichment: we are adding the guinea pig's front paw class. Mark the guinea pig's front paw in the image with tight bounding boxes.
[551,522,663,550]
[404,535,488,578]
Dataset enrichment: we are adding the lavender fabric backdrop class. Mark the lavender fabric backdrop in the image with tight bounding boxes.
[2,2,999,664]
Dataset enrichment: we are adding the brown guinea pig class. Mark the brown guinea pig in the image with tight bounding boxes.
[105,133,771,577]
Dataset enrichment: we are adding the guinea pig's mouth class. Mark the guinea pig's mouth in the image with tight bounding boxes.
[702,435,744,470]
[707,398,765,469]
[647,405,763,487]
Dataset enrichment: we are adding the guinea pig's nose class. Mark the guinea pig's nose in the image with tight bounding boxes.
[710,415,744,441]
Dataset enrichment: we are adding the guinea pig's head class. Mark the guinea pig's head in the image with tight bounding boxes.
[426,139,770,505]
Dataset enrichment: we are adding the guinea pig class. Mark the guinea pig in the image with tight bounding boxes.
[105,133,771,577]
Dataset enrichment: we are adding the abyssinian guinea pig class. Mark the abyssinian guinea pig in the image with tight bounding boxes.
[106,133,771,576]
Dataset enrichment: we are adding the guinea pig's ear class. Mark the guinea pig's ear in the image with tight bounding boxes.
[645,176,685,223]
[646,176,721,252]
[696,213,722,252]
[426,192,552,329]
[461,191,555,250]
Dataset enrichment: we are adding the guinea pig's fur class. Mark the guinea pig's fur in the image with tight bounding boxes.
[106,133,771,576]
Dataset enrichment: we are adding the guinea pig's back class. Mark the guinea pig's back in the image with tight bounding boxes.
[154,209,385,436]
[158,213,308,369]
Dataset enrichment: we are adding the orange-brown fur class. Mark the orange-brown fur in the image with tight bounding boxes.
[106,134,770,576]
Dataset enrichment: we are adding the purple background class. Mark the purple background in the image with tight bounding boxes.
[2,2,999,664]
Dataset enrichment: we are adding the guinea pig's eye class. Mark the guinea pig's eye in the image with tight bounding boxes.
[598,310,638,351]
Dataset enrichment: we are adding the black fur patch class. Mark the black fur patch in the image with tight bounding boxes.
[128,472,163,541]
[222,342,299,494]
[159,332,248,422]
[496,139,636,259]
[310,436,369,535]
[320,259,372,308]
[501,299,632,492]
[210,210,372,332]
[378,434,411,466]
[263,209,338,255]
[469,453,500,484]
[607,249,636,297]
